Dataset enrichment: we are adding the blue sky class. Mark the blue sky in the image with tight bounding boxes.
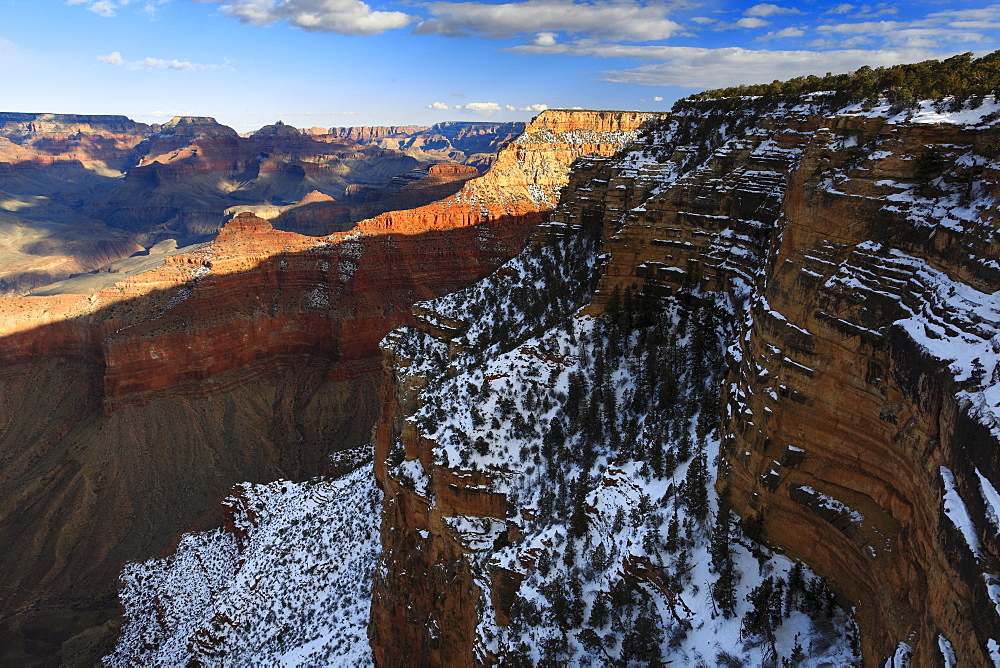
[1,0,999,131]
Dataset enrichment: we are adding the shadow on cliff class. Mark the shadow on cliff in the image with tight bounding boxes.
[0,213,537,666]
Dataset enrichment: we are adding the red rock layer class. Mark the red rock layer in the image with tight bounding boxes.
[0,209,535,665]
[720,117,1000,665]
[356,110,655,236]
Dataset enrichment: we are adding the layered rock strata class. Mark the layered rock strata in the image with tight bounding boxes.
[585,98,1000,665]
[371,96,1000,665]
[0,114,461,295]
[332,121,526,170]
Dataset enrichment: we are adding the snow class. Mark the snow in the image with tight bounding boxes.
[381,176,859,664]
[989,638,1000,667]
[797,486,864,523]
[107,459,381,667]
[977,469,1000,535]
[940,466,982,559]
[884,641,912,667]
[394,456,431,499]
[837,96,1000,127]
[938,635,957,668]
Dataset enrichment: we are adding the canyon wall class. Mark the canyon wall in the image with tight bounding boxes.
[331,121,526,171]
[583,98,1000,664]
[370,96,1000,665]
[367,110,688,667]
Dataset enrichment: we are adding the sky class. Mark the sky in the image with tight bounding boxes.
[1,0,998,131]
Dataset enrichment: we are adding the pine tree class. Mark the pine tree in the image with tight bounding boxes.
[683,451,709,522]
[710,486,739,617]
[569,477,590,539]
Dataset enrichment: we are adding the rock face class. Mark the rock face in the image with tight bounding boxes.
[369,96,1000,666]
[0,110,643,665]
[357,110,656,236]
[573,97,1000,665]
[331,125,429,143]
[719,108,1000,664]
[0,114,483,296]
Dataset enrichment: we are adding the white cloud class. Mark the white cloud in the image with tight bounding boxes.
[97,51,231,70]
[67,0,136,17]
[534,31,558,46]
[202,0,414,35]
[755,26,805,40]
[98,51,125,64]
[596,46,943,88]
[854,3,897,18]
[745,4,801,18]
[0,38,16,54]
[929,5,1000,22]
[712,16,769,30]
[826,3,854,14]
[817,20,902,35]
[428,101,548,113]
[415,0,686,42]
[142,57,196,70]
[950,21,1000,29]
[815,18,992,48]
[462,102,503,111]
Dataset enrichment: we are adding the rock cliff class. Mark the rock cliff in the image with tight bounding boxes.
[368,93,1000,665]
[14,83,1000,666]
[0,109,646,665]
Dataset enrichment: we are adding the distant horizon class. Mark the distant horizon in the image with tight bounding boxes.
[2,1,998,132]
[0,107,654,133]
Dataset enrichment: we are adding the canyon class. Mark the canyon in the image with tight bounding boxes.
[363,95,1000,665]
[0,110,647,665]
[0,114,521,297]
[5,65,1000,667]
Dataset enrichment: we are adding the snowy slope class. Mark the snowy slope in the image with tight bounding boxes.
[106,454,380,667]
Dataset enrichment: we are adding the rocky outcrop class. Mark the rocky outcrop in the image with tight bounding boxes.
[564,99,1000,665]
[570,99,1000,664]
[0,210,532,665]
[253,164,482,236]
[357,110,656,236]
[331,125,429,142]
[0,114,457,296]
[719,109,1000,665]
